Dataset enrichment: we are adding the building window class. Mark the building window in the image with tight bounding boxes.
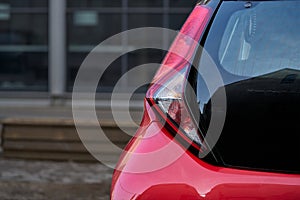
[66,0,196,92]
[0,0,48,91]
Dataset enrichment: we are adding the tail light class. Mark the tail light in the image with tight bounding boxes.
[146,5,212,151]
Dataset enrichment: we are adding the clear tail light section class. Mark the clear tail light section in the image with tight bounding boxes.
[147,5,212,151]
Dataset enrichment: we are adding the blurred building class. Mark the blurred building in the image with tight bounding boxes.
[0,0,196,105]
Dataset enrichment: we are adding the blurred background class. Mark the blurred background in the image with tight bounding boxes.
[0,0,196,199]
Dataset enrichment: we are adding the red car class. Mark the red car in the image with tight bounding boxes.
[111,0,300,199]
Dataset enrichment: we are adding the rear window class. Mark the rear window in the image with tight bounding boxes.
[198,1,300,174]
[219,1,300,77]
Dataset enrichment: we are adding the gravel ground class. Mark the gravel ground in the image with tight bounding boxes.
[0,159,113,200]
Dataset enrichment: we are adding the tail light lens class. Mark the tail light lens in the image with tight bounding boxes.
[146,5,212,151]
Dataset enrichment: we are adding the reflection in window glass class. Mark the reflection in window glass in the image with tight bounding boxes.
[128,49,164,91]
[128,14,163,29]
[67,52,122,92]
[0,14,48,45]
[0,52,47,91]
[66,0,195,92]
[67,14,121,45]
[128,14,164,49]
[0,0,47,8]
[170,0,197,7]
[169,14,189,30]
[128,0,162,7]
[218,2,300,77]
[99,56,122,91]
[0,11,48,91]
[67,0,121,8]
[67,13,122,91]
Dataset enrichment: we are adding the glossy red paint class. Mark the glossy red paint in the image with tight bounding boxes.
[110,3,300,199]
[111,100,300,199]
[150,5,211,91]
[146,5,213,153]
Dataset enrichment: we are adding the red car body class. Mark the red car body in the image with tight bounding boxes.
[111,0,300,199]
[111,100,300,199]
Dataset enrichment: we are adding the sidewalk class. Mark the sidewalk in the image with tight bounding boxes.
[0,159,113,200]
[0,99,140,199]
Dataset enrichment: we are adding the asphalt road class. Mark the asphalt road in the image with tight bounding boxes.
[0,159,113,200]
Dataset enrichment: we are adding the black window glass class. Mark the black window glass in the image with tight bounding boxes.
[67,0,121,8]
[199,1,300,174]
[170,0,197,7]
[0,3,48,91]
[169,14,189,30]
[128,0,163,7]
[0,0,47,8]
[66,4,122,91]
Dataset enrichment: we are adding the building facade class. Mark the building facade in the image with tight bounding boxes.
[0,0,196,101]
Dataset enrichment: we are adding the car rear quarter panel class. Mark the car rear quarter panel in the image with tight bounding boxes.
[111,100,300,199]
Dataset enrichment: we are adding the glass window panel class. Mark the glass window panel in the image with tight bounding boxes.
[99,56,122,91]
[128,49,163,70]
[128,14,164,49]
[67,13,121,45]
[67,52,86,92]
[67,52,122,92]
[128,0,163,7]
[169,14,189,30]
[128,49,163,91]
[0,52,48,91]
[67,13,122,91]
[0,0,48,8]
[169,0,197,8]
[67,0,121,8]
[0,12,48,91]
[0,14,48,45]
[128,14,163,29]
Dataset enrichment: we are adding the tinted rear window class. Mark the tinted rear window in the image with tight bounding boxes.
[219,1,300,77]
[198,1,300,174]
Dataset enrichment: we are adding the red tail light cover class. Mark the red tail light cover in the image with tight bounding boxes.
[146,5,212,151]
